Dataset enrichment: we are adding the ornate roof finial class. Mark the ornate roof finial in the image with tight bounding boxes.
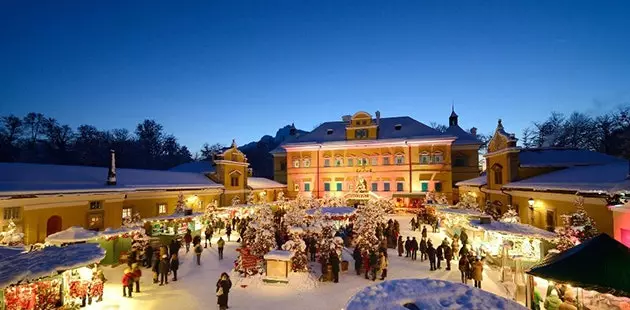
[497,119,504,130]
[231,139,237,148]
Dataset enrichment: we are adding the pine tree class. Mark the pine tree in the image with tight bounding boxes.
[281,232,308,272]
[353,200,385,252]
[174,192,186,214]
[243,205,277,257]
[317,223,343,263]
[500,205,520,223]
[484,201,502,220]
[555,196,599,251]
[202,202,216,225]
[283,203,307,229]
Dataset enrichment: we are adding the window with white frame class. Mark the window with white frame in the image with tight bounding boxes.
[293,159,300,168]
[3,207,20,220]
[324,158,331,167]
[420,152,431,164]
[122,207,133,219]
[371,157,378,166]
[433,151,444,164]
[303,158,311,168]
[157,203,167,214]
[347,158,354,167]
[395,155,405,165]
[335,157,343,167]
[383,156,390,165]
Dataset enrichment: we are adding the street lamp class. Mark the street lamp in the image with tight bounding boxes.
[528,198,534,209]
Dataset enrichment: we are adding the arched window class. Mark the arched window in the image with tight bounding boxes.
[395,154,405,165]
[491,164,503,185]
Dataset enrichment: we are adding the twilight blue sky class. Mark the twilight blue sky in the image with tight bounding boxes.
[1,1,629,152]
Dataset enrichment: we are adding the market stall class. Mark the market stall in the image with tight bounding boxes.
[45,226,99,245]
[436,207,485,239]
[0,243,105,310]
[142,212,203,245]
[306,207,357,229]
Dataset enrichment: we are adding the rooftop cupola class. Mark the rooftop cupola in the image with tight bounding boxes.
[106,150,116,185]
[449,103,458,127]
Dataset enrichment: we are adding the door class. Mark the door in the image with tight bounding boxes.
[46,216,62,236]
[545,210,556,232]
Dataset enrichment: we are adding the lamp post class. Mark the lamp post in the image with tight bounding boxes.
[528,198,535,224]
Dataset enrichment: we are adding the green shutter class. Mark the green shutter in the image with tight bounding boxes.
[324,183,330,191]
[421,182,428,192]
[336,183,343,191]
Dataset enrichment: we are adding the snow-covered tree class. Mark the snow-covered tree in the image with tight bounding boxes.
[243,205,277,257]
[174,192,186,214]
[122,212,143,228]
[130,231,149,253]
[246,191,255,205]
[318,194,346,207]
[500,205,520,223]
[0,220,24,246]
[484,201,502,220]
[555,196,599,251]
[281,231,308,272]
[231,196,241,206]
[201,202,216,225]
[283,203,307,229]
[455,192,479,211]
[353,200,385,252]
[370,197,395,214]
[435,193,449,205]
[317,223,343,263]
[276,191,285,202]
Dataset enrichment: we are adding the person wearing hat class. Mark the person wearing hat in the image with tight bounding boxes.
[159,254,170,285]
[131,262,142,293]
[122,266,134,298]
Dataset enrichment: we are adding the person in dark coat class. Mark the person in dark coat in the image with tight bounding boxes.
[459,242,469,258]
[460,230,468,246]
[194,242,203,265]
[404,237,411,257]
[436,243,444,269]
[397,236,404,257]
[352,247,362,275]
[410,217,417,231]
[421,226,427,239]
[184,230,193,253]
[369,251,378,281]
[217,237,225,260]
[169,239,179,258]
[231,217,236,231]
[419,237,428,261]
[427,241,437,271]
[309,238,317,262]
[410,237,419,261]
[144,245,154,268]
[330,252,340,283]
[205,225,213,248]
[225,225,232,242]
[170,253,179,281]
[159,254,169,285]
[458,255,470,284]
[152,253,160,283]
[216,272,232,310]
[444,243,453,270]
[193,235,201,247]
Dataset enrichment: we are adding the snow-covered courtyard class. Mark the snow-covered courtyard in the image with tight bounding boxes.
[92,215,516,310]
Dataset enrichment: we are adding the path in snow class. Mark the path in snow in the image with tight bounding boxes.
[91,215,511,310]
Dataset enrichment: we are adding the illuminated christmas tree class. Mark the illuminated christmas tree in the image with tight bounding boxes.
[354,200,385,252]
[281,231,308,272]
[174,192,186,214]
[555,196,598,251]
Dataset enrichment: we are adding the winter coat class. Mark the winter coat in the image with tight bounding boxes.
[184,233,192,244]
[170,257,179,271]
[216,278,232,307]
[194,244,203,254]
[152,258,160,273]
[352,248,362,262]
[397,239,404,253]
[458,256,469,272]
[217,238,225,248]
[309,239,317,252]
[472,261,483,281]
[460,231,468,245]
[226,226,232,234]
[451,239,459,254]
[444,245,453,260]
[362,254,370,270]
[205,228,213,237]
[404,240,411,251]
[132,265,142,281]
[122,269,134,286]
[330,255,340,273]
[379,256,388,270]
[410,239,418,251]
[421,227,427,238]
[369,252,378,267]
[436,245,444,259]
[427,245,436,261]
[419,239,427,252]
[544,295,562,310]
[145,246,154,260]
[159,258,169,274]
[193,235,201,246]
[459,245,469,257]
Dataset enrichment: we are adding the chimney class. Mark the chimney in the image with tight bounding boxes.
[342,115,351,123]
[470,127,477,137]
[107,150,116,185]
[375,111,381,126]
[289,123,296,136]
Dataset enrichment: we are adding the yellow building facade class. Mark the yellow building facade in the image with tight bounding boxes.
[272,110,482,206]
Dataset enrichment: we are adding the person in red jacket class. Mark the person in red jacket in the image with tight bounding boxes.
[122,267,134,298]
[131,263,142,293]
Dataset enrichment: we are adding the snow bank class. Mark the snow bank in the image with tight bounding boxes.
[345,278,525,310]
[0,243,105,288]
[468,219,557,239]
[45,226,99,244]
[264,250,294,261]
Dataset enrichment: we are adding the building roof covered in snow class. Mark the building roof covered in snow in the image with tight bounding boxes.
[455,175,487,187]
[247,177,287,190]
[168,161,216,173]
[264,249,294,261]
[445,124,483,145]
[45,226,100,244]
[0,162,223,196]
[518,148,624,168]
[503,161,630,194]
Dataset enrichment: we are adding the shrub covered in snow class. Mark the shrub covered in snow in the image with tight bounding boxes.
[317,223,343,264]
[283,203,307,229]
[246,191,255,205]
[317,194,346,207]
[484,201,502,220]
[231,196,241,207]
[555,196,598,251]
[369,197,396,214]
[500,205,520,223]
[455,192,480,211]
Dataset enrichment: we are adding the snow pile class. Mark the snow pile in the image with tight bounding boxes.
[247,177,286,190]
[0,243,105,288]
[45,226,99,244]
[345,278,526,310]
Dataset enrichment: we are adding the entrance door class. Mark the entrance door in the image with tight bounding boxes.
[546,210,556,232]
[46,216,62,236]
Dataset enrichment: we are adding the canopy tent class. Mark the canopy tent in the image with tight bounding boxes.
[526,233,630,297]
[468,219,557,240]
[0,243,105,289]
[45,226,99,244]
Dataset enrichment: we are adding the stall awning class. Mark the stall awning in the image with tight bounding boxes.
[526,233,630,297]
[392,192,427,198]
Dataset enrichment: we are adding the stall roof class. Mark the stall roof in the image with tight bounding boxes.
[264,249,294,261]
[527,233,630,297]
[247,177,287,190]
[45,226,99,244]
[468,219,557,239]
[142,212,204,222]
[0,243,105,288]
[99,226,144,238]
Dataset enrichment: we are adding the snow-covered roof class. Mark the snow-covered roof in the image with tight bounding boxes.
[45,226,100,244]
[306,207,357,216]
[0,246,23,259]
[503,161,630,194]
[0,162,224,196]
[0,243,105,288]
[468,219,557,239]
[445,124,483,145]
[437,208,484,217]
[168,161,216,174]
[345,278,526,310]
[456,175,487,187]
[264,249,294,261]
[518,148,624,168]
[99,226,144,238]
[142,212,204,222]
[247,177,287,190]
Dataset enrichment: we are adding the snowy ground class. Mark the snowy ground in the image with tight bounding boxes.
[88,215,514,310]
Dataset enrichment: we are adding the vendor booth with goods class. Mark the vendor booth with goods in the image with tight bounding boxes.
[0,243,106,310]
[142,211,203,244]
[305,207,357,229]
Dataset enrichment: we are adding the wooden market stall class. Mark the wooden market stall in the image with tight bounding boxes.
[142,212,204,245]
[263,250,294,284]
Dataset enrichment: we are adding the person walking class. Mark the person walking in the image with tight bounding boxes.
[410,237,418,261]
[444,242,453,271]
[170,253,179,281]
[159,254,169,285]
[152,252,160,284]
[458,255,470,284]
[410,217,417,231]
[421,226,427,239]
[205,225,214,248]
[404,237,411,258]
[451,235,460,261]
[225,225,232,242]
[379,252,388,280]
[330,252,340,283]
[184,230,193,253]
[122,267,134,298]
[217,236,225,260]
[427,241,437,271]
[194,242,203,265]
[397,236,404,257]
[309,237,317,262]
[131,263,142,293]
[436,242,444,269]
[472,258,483,288]
[352,247,362,275]
[216,272,232,310]
[419,237,428,262]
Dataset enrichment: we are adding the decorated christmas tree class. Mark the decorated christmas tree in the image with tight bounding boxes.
[174,192,186,214]
[500,205,520,223]
[455,192,480,211]
[201,201,216,225]
[317,223,343,264]
[353,200,385,252]
[555,196,599,251]
[369,197,395,214]
[0,220,24,246]
[281,231,308,272]
[243,205,277,257]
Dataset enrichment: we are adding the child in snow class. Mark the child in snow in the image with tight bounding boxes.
[131,263,142,293]
[122,267,134,298]
[159,254,169,285]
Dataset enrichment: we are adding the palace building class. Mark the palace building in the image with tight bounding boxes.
[0,141,285,244]
[271,110,483,205]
